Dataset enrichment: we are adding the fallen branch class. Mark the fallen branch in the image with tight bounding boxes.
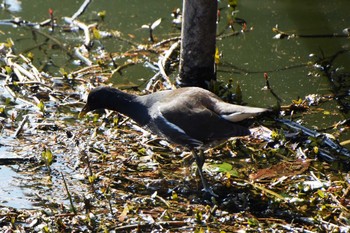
[13,115,29,138]
[74,47,92,66]
[156,41,179,90]
[278,119,350,159]
[71,0,92,21]
[0,157,35,165]
[152,36,180,48]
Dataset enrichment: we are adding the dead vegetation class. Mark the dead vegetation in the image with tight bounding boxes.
[0,1,350,232]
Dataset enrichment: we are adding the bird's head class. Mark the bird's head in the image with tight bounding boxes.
[79,86,115,118]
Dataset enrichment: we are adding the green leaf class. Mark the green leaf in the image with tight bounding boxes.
[59,68,68,78]
[88,175,96,183]
[215,47,220,64]
[195,209,203,222]
[228,0,238,9]
[171,191,178,201]
[97,10,106,20]
[27,52,34,61]
[247,217,259,226]
[93,114,100,123]
[6,38,14,47]
[217,162,233,172]
[138,148,146,155]
[5,97,11,105]
[208,162,239,177]
[42,148,53,166]
[93,28,101,39]
[37,101,45,112]
[5,66,12,74]
[42,225,50,233]
[317,189,325,198]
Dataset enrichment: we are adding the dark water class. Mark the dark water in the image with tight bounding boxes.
[0,0,349,208]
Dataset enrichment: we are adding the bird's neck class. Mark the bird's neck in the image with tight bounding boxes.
[107,90,150,126]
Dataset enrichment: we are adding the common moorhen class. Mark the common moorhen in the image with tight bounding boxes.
[79,86,269,195]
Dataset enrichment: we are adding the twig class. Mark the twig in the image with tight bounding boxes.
[319,219,350,232]
[13,115,29,138]
[82,150,94,178]
[74,47,92,66]
[111,62,135,75]
[9,64,26,82]
[155,194,170,208]
[71,64,100,75]
[152,36,181,48]
[157,59,174,89]
[8,81,52,89]
[64,16,95,48]
[263,73,283,103]
[152,41,178,90]
[4,84,17,99]
[61,171,77,215]
[250,182,285,200]
[277,119,350,159]
[340,139,350,146]
[145,72,161,92]
[51,76,88,84]
[4,83,39,107]
[329,192,350,214]
[58,101,84,107]
[71,0,92,21]
[18,54,43,82]
[161,41,179,67]
[11,62,37,81]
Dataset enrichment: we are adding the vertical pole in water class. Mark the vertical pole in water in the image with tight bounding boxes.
[177,0,217,89]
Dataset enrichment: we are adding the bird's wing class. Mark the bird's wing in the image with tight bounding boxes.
[153,99,251,146]
[146,106,204,148]
[213,101,269,122]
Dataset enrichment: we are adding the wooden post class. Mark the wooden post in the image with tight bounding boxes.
[177,0,217,89]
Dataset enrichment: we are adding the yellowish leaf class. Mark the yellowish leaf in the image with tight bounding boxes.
[215,47,220,64]
[93,28,101,39]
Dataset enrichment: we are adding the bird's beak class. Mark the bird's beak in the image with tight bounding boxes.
[78,104,90,118]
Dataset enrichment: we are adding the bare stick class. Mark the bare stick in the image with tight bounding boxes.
[74,47,92,66]
[13,115,29,138]
[71,0,92,21]
[145,72,161,92]
[157,59,174,89]
[61,171,77,215]
[156,41,179,89]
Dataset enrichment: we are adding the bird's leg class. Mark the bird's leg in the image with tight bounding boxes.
[196,149,205,170]
[192,150,218,197]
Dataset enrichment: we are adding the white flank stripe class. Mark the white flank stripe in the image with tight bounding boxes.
[157,107,186,134]
[221,112,256,122]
